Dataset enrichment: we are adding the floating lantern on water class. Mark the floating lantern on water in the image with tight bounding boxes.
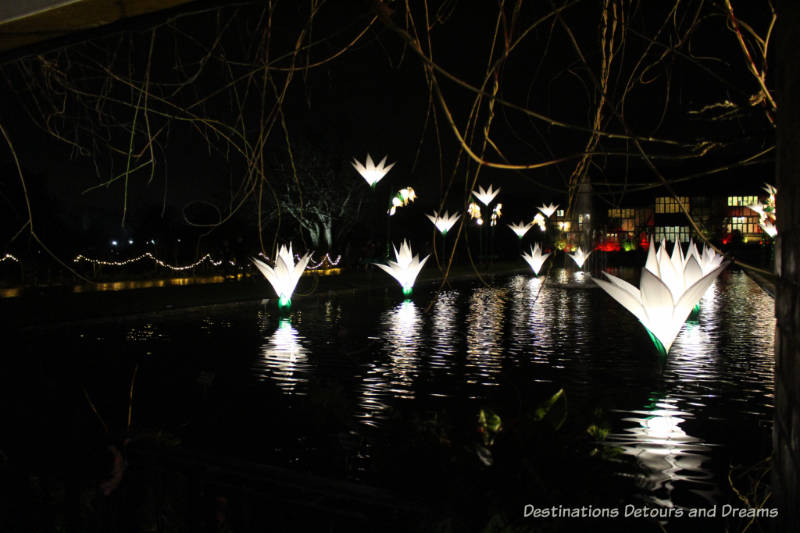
[568,246,592,268]
[472,184,500,206]
[426,210,461,235]
[700,245,725,274]
[374,240,430,296]
[685,240,725,276]
[537,203,559,218]
[251,244,312,309]
[687,241,726,315]
[593,238,729,354]
[508,220,534,239]
[522,243,551,276]
[352,153,396,188]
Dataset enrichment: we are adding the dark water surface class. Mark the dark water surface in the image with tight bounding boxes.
[5,268,775,529]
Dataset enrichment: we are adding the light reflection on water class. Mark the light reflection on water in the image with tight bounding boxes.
[347,269,773,507]
[614,397,716,507]
[64,266,773,509]
[358,300,423,426]
[253,318,310,395]
[602,272,774,506]
[465,287,507,388]
[429,290,458,378]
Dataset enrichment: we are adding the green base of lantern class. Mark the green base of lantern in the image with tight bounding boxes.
[402,286,413,296]
[645,329,667,357]
[278,295,291,309]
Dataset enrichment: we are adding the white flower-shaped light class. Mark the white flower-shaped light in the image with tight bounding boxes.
[352,154,396,187]
[684,240,701,267]
[537,203,559,218]
[568,247,592,268]
[251,244,312,308]
[472,184,500,206]
[508,220,534,239]
[522,243,551,276]
[693,243,725,275]
[374,240,430,296]
[426,210,461,235]
[593,239,728,353]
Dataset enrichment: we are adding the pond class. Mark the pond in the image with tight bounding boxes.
[3,267,775,531]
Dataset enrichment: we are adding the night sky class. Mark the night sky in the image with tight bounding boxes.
[0,0,775,263]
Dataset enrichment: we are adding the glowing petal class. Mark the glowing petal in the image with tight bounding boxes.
[472,184,500,206]
[537,203,559,218]
[252,244,312,307]
[375,239,430,293]
[568,247,592,268]
[352,153,396,187]
[508,220,534,238]
[521,243,550,275]
[426,210,461,235]
[594,240,729,353]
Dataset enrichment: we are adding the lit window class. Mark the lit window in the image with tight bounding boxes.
[655,197,689,214]
[608,208,636,232]
[655,225,690,243]
[728,215,760,234]
[727,196,758,207]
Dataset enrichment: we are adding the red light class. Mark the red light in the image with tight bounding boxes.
[596,242,621,252]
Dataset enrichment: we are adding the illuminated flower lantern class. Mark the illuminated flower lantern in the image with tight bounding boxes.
[490,203,503,226]
[683,240,726,316]
[593,238,729,355]
[509,220,534,239]
[537,203,559,219]
[473,184,500,206]
[388,186,416,215]
[532,213,546,231]
[568,247,592,269]
[251,244,312,309]
[761,219,777,238]
[375,240,430,296]
[352,154,396,188]
[685,240,725,276]
[468,202,483,225]
[747,183,777,237]
[522,243,551,276]
[426,210,461,236]
[700,245,725,274]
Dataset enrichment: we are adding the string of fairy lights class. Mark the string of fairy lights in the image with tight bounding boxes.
[256,252,342,271]
[1,250,342,273]
[73,252,222,271]
[63,251,342,272]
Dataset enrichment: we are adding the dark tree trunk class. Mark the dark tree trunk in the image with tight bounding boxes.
[774,1,800,530]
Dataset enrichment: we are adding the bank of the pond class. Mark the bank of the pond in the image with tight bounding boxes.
[743,268,776,297]
[0,261,531,328]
